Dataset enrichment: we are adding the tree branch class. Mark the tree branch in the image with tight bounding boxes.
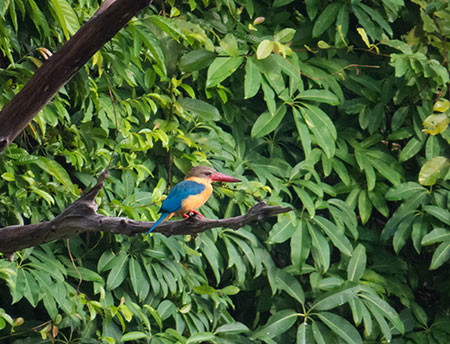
[0,171,292,255]
[0,0,152,151]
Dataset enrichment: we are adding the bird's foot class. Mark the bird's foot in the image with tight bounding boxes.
[182,210,204,219]
[190,209,204,218]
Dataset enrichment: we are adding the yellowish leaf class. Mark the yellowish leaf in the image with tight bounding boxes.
[318,40,331,49]
[256,40,274,60]
[419,156,450,186]
[423,113,450,135]
[357,28,371,48]
[433,98,450,113]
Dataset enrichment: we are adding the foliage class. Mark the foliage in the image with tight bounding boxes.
[1,0,450,343]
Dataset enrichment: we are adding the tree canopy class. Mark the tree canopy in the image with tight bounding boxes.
[1,0,450,343]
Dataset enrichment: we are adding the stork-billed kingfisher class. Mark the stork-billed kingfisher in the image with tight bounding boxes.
[147,166,241,233]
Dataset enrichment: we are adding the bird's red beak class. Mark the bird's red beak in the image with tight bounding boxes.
[210,172,241,182]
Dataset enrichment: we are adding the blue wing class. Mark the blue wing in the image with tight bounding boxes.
[160,180,205,213]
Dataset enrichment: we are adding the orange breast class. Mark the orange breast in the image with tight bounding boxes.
[179,177,212,213]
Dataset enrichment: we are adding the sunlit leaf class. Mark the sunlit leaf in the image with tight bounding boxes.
[418,156,450,185]
[422,114,449,135]
[256,40,274,60]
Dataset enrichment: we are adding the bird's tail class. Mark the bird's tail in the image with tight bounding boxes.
[147,212,169,234]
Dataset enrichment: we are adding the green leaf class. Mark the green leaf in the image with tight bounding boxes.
[256,40,274,60]
[307,221,330,272]
[421,227,450,245]
[106,253,128,290]
[148,15,186,42]
[200,235,223,285]
[314,216,353,256]
[121,332,148,342]
[186,332,216,344]
[358,189,372,225]
[273,0,295,7]
[251,104,287,138]
[300,105,336,158]
[275,28,296,43]
[364,301,392,342]
[291,220,310,272]
[317,311,363,344]
[430,241,450,270]
[296,322,313,344]
[215,322,249,334]
[368,189,389,218]
[34,157,74,192]
[423,205,450,226]
[129,258,149,300]
[347,244,366,282]
[359,290,404,333]
[12,268,26,304]
[252,309,298,340]
[349,298,363,326]
[1,172,14,181]
[244,57,261,99]
[312,3,341,37]
[393,216,414,254]
[221,285,240,295]
[156,300,176,320]
[66,266,103,283]
[398,137,424,162]
[311,282,360,311]
[32,188,55,205]
[311,321,331,344]
[355,150,376,191]
[179,49,216,72]
[50,0,80,40]
[206,56,244,88]
[298,89,339,105]
[219,33,239,56]
[276,269,305,304]
[267,216,296,244]
[385,182,428,201]
[293,186,315,216]
[418,156,450,186]
[178,98,220,121]
[411,302,428,327]
[23,271,40,307]
[293,108,312,157]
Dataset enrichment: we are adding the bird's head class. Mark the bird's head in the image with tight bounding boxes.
[185,166,241,183]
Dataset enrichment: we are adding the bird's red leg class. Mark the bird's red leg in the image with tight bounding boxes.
[182,210,204,219]
[190,209,204,218]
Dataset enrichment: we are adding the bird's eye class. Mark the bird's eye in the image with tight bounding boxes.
[205,172,212,176]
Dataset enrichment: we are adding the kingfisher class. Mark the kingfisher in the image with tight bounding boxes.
[147,166,241,233]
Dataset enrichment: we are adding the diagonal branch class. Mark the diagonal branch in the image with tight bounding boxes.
[0,0,152,151]
[0,171,292,255]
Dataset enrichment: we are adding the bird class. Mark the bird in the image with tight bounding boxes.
[147,166,241,233]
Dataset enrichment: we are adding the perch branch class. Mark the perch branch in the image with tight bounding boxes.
[0,171,292,255]
[0,0,152,151]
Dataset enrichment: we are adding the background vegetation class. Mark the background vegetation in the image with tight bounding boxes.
[1,0,450,343]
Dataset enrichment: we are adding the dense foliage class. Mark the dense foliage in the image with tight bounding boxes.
[1,0,450,343]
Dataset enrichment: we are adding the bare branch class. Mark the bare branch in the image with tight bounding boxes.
[0,0,152,151]
[0,173,292,254]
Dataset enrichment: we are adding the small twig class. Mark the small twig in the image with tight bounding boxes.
[67,239,82,294]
